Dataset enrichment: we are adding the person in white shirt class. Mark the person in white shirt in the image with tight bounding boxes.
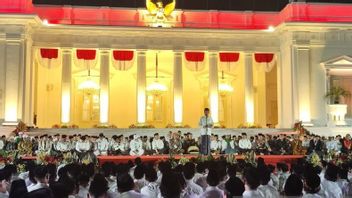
[303,173,323,198]
[242,167,264,198]
[193,163,208,191]
[151,133,164,154]
[89,174,110,198]
[337,166,349,196]
[277,163,290,193]
[118,173,144,198]
[75,136,92,162]
[320,163,343,198]
[37,135,51,154]
[238,133,252,153]
[258,169,279,198]
[225,176,245,197]
[141,167,160,198]
[133,165,146,192]
[96,133,109,156]
[27,165,49,193]
[77,174,90,198]
[56,135,71,154]
[130,135,145,156]
[109,135,124,155]
[200,170,224,198]
[221,135,236,154]
[198,108,214,156]
[183,162,204,196]
[283,174,303,197]
[210,135,221,153]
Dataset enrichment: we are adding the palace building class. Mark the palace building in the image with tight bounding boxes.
[1,0,352,130]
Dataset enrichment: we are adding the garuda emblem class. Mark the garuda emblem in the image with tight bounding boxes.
[146,0,176,26]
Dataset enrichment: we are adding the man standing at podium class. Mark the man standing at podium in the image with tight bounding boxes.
[199,108,214,156]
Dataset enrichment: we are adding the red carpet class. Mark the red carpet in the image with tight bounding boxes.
[22,155,304,166]
[97,155,304,166]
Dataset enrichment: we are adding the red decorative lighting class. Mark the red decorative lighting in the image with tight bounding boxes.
[113,50,134,61]
[40,48,58,59]
[76,49,96,60]
[254,53,274,63]
[219,52,240,62]
[185,52,204,62]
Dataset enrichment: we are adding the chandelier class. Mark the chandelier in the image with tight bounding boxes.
[78,78,99,90]
[218,71,234,96]
[78,67,100,91]
[146,52,167,95]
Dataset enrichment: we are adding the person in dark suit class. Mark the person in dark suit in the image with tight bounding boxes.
[308,135,323,156]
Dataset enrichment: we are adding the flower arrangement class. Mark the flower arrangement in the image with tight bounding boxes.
[214,125,226,129]
[52,124,60,129]
[178,157,190,165]
[93,124,118,128]
[165,124,191,128]
[52,124,80,129]
[17,164,26,173]
[307,152,322,167]
[62,152,76,164]
[0,150,17,166]
[129,124,155,128]
[226,153,237,164]
[243,151,257,166]
[36,151,58,165]
[237,123,262,129]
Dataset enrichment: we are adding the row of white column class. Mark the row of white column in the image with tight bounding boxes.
[59,49,256,126]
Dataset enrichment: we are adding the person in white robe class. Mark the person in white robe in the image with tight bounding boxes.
[130,135,144,156]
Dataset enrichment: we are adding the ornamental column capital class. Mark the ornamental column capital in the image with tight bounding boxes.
[61,48,72,54]
[99,48,111,54]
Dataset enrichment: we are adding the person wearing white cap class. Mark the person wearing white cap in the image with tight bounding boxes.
[129,135,144,156]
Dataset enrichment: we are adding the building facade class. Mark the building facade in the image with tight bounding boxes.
[1,1,352,129]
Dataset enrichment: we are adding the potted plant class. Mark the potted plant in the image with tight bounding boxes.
[325,86,350,125]
[325,86,350,104]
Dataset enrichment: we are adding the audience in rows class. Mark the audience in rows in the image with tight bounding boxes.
[2,131,351,157]
[0,156,351,197]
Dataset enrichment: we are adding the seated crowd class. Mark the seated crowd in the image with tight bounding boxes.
[0,155,351,197]
[1,131,351,157]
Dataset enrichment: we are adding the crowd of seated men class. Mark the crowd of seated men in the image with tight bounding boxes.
[1,130,351,157]
[0,154,351,197]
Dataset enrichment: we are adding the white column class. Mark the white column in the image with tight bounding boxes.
[277,42,295,128]
[294,46,312,124]
[173,51,183,125]
[0,41,4,121]
[61,49,72,124]
[23,40,35,126]
[136,50,146,125]
[99,49,110,125]
[3,36,25,125]
[208,51,219,124]
[244,52,254,124]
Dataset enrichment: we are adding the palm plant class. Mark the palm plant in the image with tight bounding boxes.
[325,86,351,104]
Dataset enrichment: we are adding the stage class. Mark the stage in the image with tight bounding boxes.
[2,126,352,138]
[22,154,305,166]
